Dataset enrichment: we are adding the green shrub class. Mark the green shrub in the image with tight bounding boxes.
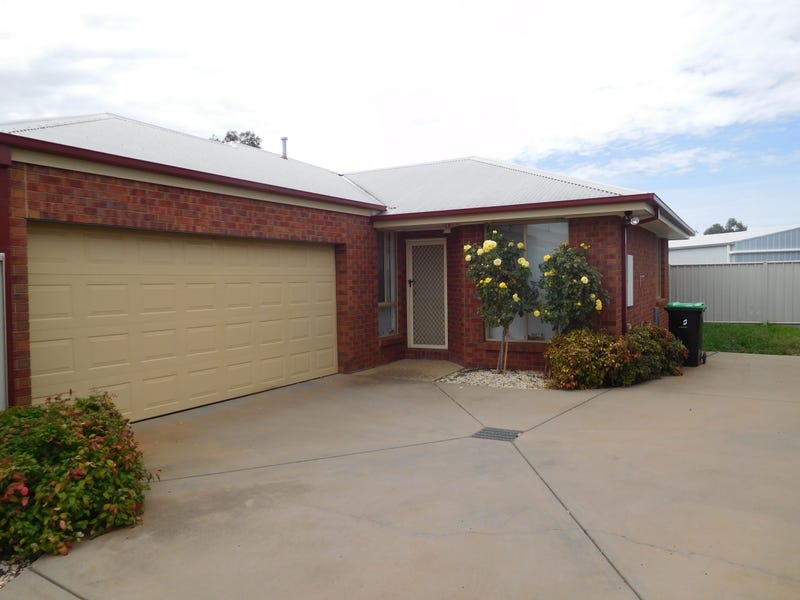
[0,393,149,559]
[545,328,620,390]
[545,325,687,390]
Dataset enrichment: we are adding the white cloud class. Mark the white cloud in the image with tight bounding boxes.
[569,147,734,180]
[1,0,799,171]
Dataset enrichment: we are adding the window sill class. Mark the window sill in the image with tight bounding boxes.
[379,335,405,348]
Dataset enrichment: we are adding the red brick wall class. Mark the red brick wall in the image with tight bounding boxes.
[569,217,624,332]
[570,217,669,331]
[626,227,670,327]
[423,218,668,372]
[5,161,379,406]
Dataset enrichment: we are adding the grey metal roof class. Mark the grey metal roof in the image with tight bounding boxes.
[345,157,642,215]
[669,225,800,249]
[0,113,382,207]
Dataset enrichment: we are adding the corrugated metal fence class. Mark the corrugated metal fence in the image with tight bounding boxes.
[670,262,800,324]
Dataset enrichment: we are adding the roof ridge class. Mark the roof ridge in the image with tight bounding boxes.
[2,112,116,133]
[345,156,477,175]
[348,156,636,196]
[470,157,631,196]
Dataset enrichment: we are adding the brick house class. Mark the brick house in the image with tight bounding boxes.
[0,114,694,420]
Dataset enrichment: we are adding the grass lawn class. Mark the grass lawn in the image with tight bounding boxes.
[703,323,800,355]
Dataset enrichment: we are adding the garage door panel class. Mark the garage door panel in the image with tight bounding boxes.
[185,282,218,311]
[86,332,131,370]
[31,338,75,379]
[29,224,338,420]
[185,324,220,356]
[141,373,180,414]
[86,283,129,318]
[140,328,179,363]
[186,367,220,404]
[29,284,74,321]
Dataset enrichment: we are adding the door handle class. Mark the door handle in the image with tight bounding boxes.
[408,278,415,288]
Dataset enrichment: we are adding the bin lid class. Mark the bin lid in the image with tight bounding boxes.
[666,301,706,309]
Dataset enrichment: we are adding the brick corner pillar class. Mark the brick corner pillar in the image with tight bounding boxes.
[0,147,29,407]
[334,232,380,373]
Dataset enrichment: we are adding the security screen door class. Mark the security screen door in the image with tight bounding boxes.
[407,239,447,348]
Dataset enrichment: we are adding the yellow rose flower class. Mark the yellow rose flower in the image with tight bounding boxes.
[476,248,484,256]
[517,242,525,249]
[492,229,498,234]
[543,254,551,262]
[484,277,492,284]
[590,293,596,299]
[499,282,507,289]
[576,301,582,307]
[517,257,530,268]
[482,239,498,252]
[533,309,541,317]
[463,244,472,252]
[493,258,502,266]
[595,299,603,311]
[512,293,520,302]
[465,254,472,262]
[580,276,589,284]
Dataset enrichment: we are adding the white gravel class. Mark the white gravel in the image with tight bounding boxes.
[0,558,28,590]
[437,369,548,389]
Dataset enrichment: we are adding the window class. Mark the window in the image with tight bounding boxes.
[486,221,569,342]
[378,232,397,336]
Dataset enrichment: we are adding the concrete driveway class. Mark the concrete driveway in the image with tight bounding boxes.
[4,353,799,599]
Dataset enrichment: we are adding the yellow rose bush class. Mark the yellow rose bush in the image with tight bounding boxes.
[463,229,537,372]
[534,241,608,334]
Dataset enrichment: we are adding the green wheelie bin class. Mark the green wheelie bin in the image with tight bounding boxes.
[665,302,707,367]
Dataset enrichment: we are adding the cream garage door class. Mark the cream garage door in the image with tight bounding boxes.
[28,224,338,421]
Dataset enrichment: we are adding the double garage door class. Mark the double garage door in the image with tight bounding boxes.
[28,224,338,421]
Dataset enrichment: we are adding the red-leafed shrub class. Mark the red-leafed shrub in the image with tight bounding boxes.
[1,393,149,559]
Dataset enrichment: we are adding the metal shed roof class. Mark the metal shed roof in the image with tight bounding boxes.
[345,156,641,215]
[0,113,383,208]
[669,225,800,249]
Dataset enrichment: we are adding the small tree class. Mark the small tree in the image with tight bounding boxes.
[463,230,537,372]
[535,242,608,334]
[211,130,262,148]
[704,217,747,235]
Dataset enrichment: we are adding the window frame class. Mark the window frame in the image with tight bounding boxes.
[484,221,568,343]
[377,231,398,337]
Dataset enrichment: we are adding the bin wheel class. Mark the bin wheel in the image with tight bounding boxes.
[702,352,707,365]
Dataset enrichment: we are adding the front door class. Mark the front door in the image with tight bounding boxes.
[407,239,447,349]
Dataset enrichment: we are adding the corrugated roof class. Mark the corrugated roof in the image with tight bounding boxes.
[0,113,382,207]
[345,157,641,215]
[669,225,800,249]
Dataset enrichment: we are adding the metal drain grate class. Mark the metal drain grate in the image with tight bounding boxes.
[472,427,523,442]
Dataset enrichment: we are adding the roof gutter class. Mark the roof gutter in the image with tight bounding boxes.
[0,133,387,213]
[372,193,695,238]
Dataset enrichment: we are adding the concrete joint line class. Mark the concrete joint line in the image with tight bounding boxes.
[523,388,611,434]
[153,435,474,484]
[29,566,86,599]
[512,445,644,600]
[435,384,485,427]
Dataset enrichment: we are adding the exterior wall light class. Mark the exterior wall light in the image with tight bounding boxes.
[624,211,640,226]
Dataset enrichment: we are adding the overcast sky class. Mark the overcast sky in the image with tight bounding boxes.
[2,0,799,233]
